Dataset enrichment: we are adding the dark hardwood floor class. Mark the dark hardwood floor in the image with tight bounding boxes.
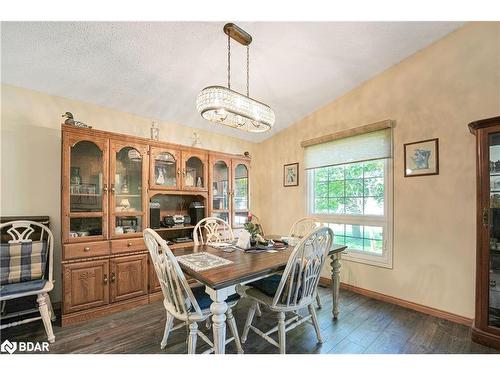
[1,287,499,354]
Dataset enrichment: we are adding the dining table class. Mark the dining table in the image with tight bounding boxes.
[174,236,347,354]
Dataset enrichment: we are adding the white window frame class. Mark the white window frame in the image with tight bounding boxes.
[307,158,393,268]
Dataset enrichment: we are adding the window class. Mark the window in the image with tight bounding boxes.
[305,127,393,268]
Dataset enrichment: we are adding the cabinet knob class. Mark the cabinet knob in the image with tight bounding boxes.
[177,169,181,175]
[127,241,132,247]
[111,184,116,193]
[103,274,108,284]
[111,273,116,283]
[84,246,90,252]
[103,185,108,193]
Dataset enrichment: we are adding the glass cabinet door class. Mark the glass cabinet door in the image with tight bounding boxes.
[488,133,500,328]
[110,141,148,238]
[150,147,181,190]
[232,161,250,228]
[64,135,108,242]
[210,159,231,223]
[182,151,208,191]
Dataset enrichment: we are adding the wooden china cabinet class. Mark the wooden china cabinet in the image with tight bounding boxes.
[60,124,251,325]
[469,115,500,350]
[61,128,151,325]
[208,153,250,229]
[109,140,149,239]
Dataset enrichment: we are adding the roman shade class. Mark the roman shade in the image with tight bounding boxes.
[304,127,393,170]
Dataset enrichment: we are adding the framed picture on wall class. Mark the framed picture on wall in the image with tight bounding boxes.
[404,138,439,177]
[284,162,299,187]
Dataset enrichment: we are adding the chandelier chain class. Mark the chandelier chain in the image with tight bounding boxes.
[246,45,250,97]
[227,35,231,90]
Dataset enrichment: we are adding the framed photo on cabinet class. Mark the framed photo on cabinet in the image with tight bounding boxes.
[404,138,439,177]
[284,162,299,187]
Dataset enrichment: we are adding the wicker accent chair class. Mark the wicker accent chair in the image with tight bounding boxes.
[143,228,243,354]
[238,226,333,354]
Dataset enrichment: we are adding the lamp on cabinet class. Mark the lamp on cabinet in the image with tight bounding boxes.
[119,198,131,211]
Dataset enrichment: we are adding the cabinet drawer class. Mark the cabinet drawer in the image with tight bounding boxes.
[64,241,110,260]
[110,238,146,254]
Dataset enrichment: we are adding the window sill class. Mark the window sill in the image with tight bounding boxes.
[341,250,393,269]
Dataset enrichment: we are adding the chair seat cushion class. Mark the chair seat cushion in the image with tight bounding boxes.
[248,274,282,297]
[0,279,47,297]
[248,271,305,305]
[191,286,240,310]
[1,240,48,285]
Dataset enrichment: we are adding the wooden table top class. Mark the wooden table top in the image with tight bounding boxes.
[174,238,347,290]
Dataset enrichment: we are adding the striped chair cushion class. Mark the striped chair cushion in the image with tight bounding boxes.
[0,241,48,285]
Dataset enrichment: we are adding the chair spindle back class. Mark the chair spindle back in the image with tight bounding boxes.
[272,226,333,308]
[193,217,234,246]
[289,217,323,239]
[0,220,54,282]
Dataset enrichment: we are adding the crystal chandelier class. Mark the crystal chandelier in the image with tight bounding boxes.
[197,23,275,133]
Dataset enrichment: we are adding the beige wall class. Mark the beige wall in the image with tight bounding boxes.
[252,22,500,318]
[0,84,257,301]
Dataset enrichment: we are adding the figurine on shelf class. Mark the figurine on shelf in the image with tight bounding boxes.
[70,167,81,185]
[191,131,202,147]
[121,175,129,194]
[150,121,159,141]
[156,168,165,185]
[62,112,92,128]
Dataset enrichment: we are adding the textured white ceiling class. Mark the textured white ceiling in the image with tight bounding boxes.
[1,21,464,142]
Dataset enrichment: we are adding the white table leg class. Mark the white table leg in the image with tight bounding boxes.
[207,287,229,354]
[331,253,342,319]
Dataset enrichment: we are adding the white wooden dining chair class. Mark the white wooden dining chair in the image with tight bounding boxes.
[0,220,56,343]
[289,217,324,309]
[143,228,243,354]
[193,218,250,319]
[289,217,323,239]
[238,226,333,354]
[193,217,235,246]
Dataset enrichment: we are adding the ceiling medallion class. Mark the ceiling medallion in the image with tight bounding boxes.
[196,23,275,133]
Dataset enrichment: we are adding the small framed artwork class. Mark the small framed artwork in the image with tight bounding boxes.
[404,138,439,177]
[284,162,299,187]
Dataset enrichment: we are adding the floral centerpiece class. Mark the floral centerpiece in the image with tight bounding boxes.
[244,213,266,246]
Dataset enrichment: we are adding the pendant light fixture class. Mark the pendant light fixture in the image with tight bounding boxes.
[196,23,275,133]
